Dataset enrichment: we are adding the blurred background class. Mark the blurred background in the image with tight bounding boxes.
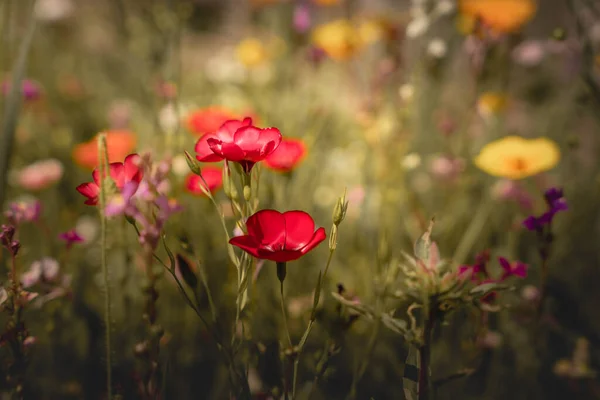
[1,0,600,399]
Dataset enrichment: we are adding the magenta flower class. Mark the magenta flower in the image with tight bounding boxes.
[58,229,84,249]
[458,249,490,282]
[498,257,528,280]
[523,187,567,232]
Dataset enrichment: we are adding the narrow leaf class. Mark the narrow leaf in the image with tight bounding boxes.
[176,254,198,289]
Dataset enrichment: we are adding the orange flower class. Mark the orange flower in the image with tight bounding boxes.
[186,106,258,136]
[72,130,137,170]
[459,0,537,34]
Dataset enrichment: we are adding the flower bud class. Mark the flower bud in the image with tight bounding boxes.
[332,189,348,226]
[243,185,251,202]
[184,151,201,176]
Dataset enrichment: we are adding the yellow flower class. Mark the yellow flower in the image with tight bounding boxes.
[312,0,340,5]
[311,20,361,61]
[474,136,560,180]
[458,0,537,34]
[477,92,508,117]
[357,19,385,45]
[236,38,269,68]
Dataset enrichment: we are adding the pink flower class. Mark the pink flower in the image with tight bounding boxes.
[16,158,64,191]
[76,154,142,205]
[194,118,282,173]
[58,229,84,249]
[4,200,42,225]
[498,257,528,280]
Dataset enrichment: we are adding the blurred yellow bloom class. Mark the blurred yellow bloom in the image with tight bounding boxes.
[312,19,385,61]
[459,0,537,34]
[477,92,508,117]
[312,0,340,5]
[312,20,359,61]
[236,38,269,68]
[474,136,560,180]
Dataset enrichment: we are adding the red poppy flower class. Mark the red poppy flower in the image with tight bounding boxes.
[194,118,282,173]
[76,154,143,205]
[184,167,223,196]
[229,209,326,262]
[72,130,137,170]
[264,138,307,172]
[186,106,241,136]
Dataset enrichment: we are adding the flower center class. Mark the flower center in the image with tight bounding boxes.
[508,157,528,173]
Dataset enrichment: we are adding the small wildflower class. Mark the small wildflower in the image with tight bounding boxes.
[522,187,567,232]
[16,159,64,191]
[458,0,537,34]
[236,38,269,68]
[498,256,528,280]
[427,38,448,58]
[58,229,84,249]
[4,199,42,225]
[263,138,307,173]
[72,131,137,170]
[184,167,223,196]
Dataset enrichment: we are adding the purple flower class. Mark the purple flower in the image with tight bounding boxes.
[58,229,84,249]
[1,79,41,102]
[293,4,311,34]
[498,256,528,280]
[522,187,567,232]
[0,225,19,256]
[105,181,139,217]
[4,200,42,225]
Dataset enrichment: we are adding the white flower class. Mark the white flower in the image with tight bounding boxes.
[171,155,190,177]
[76,215,99,243]
[34,0,74,22]
[406,17,429,38]
[434,0,455,16]
[401,153,422,170]
[159,104,180,134]
[399,84,415,102]
[427,38,448,58]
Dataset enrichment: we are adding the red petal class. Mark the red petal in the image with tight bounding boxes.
[92,168,100,185]
[283,210,316,250]
[194,134,224,162]
[123,154,142,183]
[233,127,282,161]
[299,227,327,255]
[76,182,99,205]
[264,138,306,172]
[257,249,304,263]
[229,235,262,258]
[216,119,252,139]
[246,209,286,249]
[209,140,245,161]
[109,162,125,188]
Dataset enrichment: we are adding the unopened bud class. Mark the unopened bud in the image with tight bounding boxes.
[332,189,348,226]
[184,151,201,175]
[243,185,251,201]
[229,185,238,200]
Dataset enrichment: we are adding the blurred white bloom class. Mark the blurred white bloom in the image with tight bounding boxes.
[401,153,421,170]
[204,50,245,83]
[512,40,545,67]
[481,330,503,348]
[159,104,179,134]
[171,155,189,177]
[399,84,415,102]
[434,0,455,16]
[76,215,99,243]
[521,285,540,302]
[35,0,74,22]
[406,17,429,38]
[427,38,448,58]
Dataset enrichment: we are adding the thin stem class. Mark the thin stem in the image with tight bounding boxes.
[418,301,436,400]
[98,134,113,400]
[292,248,335,398]
[280,280,293,348]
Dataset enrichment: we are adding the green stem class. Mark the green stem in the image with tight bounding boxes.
[98,135,113,399]
[418,300,436,400]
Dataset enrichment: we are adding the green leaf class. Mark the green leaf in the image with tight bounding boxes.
[414,218,435,261]
[469,282,509,296]
[175,254,198,289]
[380,313,408,335]
[162,235,176,272]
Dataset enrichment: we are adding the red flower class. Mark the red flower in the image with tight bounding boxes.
[194,118,282,173]
[229,209,326,262]
[184,167,223,196]
[264,138,307,172]
[186,106,241,136]
[76,154,143,205]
